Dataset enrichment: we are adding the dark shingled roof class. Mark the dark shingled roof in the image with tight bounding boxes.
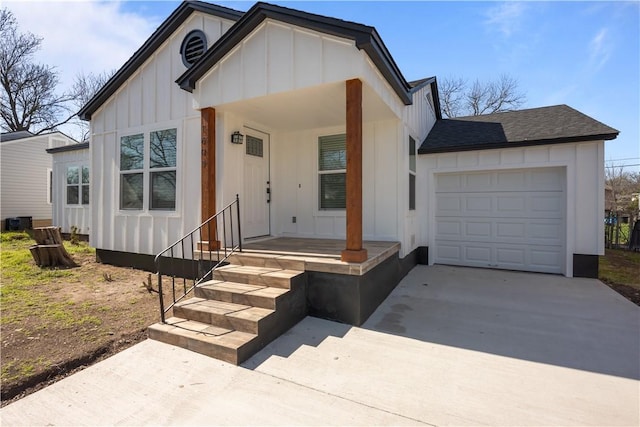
[1,130,34,142]
[46,142,90,154]
[419,104,619,154]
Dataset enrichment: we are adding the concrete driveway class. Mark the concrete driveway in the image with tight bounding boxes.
[2,265,638,426]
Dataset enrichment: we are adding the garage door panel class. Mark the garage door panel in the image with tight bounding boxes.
[497,196,526,212]
[464,245,492,263]
[434,168,565,274]
[438,192,563,219]
[465,196,492,213]
[496,222,526,239]
[496,247,526,266]
[496,170,526,189]
[437,220,461,237]
[466,221,491,237]
[530,247,564,271]
[465,172,492,190]
[531,195,563,214]
[435,243,462,262]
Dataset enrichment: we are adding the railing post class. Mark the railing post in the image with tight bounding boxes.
[157,272,165,323]
[236,194,242,252]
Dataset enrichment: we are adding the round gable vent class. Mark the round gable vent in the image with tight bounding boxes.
[180,30,207,68]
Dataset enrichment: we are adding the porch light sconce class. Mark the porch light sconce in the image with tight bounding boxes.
[231,131,244,144]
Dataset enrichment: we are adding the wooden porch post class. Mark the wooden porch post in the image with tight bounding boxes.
[201,107,219,249]
[341,79,368,263]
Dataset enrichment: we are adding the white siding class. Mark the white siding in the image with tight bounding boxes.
[195,20,404,120]
[51,148,91,235]
[229,119,403,245]
[422,141,605,277]
[1,134,73,225]
[89,12,235,255]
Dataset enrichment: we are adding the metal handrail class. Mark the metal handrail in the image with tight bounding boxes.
[154,195,241,323]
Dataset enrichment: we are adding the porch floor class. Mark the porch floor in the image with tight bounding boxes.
[240,237,400,276]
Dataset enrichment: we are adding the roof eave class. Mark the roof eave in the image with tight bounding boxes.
[177,2,413,105]
[46,142,90,154]
[78,1,243,121]
[418,132,619,155]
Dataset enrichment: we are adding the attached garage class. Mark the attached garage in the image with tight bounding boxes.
[419,105,619,277]
[434,168,565,274]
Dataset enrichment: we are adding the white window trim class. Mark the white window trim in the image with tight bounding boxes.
[409,135,416,211]
[65,165,90,207]
[117,123,181,215]
[47,168,53,205]
[317,133,347,212]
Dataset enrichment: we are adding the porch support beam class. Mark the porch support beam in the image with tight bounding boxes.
[201,107,219,250]
[341,79,368,263]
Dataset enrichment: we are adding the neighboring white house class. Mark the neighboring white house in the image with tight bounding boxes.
[46,142,91,236]
[78,1,617,279]
[0,131,78,230]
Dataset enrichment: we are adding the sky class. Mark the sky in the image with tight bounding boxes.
[4,0,639,172]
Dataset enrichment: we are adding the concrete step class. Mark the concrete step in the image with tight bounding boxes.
[194,249,306,271]
[173,297,274,334]
[195,280,289,310]
[147,317,257,365]
[227,253,306,271]
[213,265,303,289]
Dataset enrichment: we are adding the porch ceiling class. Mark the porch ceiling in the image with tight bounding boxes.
[216,81,397,131]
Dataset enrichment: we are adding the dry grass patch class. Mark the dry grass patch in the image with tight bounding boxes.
[1,231,160,404]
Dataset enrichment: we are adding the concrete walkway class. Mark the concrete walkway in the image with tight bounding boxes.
[2,265,639,426]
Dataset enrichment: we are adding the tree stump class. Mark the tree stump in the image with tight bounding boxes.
[29,227,77,268]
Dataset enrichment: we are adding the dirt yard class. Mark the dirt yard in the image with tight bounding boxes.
[1,232,638,406]
[1,231,160,405]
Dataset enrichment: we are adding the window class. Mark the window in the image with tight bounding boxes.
[409,136,416,210]
[81,166,90,205]
[318,134,346,210]
[66,166,90,205]
[150,129,176,210]
[120,134,144,209]
[120,128,177,211]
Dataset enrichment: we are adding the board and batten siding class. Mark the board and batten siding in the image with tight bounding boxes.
[194,19,405,120]
[421,141,605,277]
[403,83,438,255]
[51,148,91,235]
[1,134,71,226]
[89,12,235,255]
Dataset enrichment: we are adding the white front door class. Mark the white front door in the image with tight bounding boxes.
[243,128,270,238]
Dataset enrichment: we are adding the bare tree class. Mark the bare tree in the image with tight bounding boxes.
[0,8,74,134]
[439,74,526,118]
[438,76,466,118]
[70,70,115,141]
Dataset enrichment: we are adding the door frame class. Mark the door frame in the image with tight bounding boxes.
[242,126,271,239]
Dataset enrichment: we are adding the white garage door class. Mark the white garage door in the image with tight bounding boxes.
[434,168,565,274]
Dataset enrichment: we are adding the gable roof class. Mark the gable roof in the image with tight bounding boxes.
[78,1,243,121]
[1,130,34,142]
[418,104,619,154]
[46,142,90,154]
[1,130,79,144]
[176,2,414,105]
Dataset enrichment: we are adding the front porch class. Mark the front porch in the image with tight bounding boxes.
[241,237,401,276]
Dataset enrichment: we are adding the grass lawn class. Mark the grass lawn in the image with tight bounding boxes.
[0,231,160,404]
[599,248,640,305]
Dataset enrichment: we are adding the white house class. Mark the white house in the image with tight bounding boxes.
[77,1,618,362]
[46,142,91,236]
[0,131,78,230]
